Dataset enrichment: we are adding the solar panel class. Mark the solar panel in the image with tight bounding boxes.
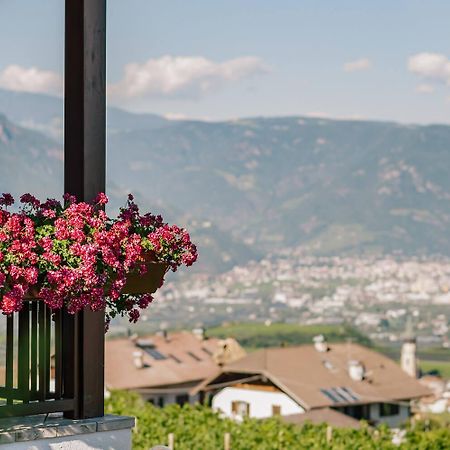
[320,388,341,403]
[144,348,167,360]
[320,387,359,404]
[340,386,359,402]
[332,387,354,403]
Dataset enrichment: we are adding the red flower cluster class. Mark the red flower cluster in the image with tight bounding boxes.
[0,193,197,328]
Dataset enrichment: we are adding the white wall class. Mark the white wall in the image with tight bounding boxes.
[370,403,410,428]
[420,398,449,414]
[3,429,132,450]
[212,387,304,419]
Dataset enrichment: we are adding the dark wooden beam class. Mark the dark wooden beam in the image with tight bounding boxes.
[64,0,106,419]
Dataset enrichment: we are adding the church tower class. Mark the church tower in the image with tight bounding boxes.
[400,316,418,378]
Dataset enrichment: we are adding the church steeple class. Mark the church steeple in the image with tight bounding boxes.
[400,316,418,378]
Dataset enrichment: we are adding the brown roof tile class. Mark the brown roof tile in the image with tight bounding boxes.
[202,343,431,409]
[105,331,244,390]
[282,407,361,429]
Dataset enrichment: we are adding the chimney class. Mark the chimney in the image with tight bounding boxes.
[401,316,418,378]
[156,330,169,341]
[313,335,328,352]
[348,360,365,381]
[133,350,144,369]
[401,340,418,378]
[192,327,206,341]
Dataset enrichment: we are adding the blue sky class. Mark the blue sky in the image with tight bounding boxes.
[1,0,450,123]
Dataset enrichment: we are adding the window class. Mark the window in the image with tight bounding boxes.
[379,403,400,417]
[342,404,371,420]
[231,401,250,417]
[176,394,189,406]
[272,405,281,416]
[158,397,165,408]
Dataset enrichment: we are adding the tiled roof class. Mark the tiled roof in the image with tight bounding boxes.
[105,331,244,390]
[282,407,361,429]
[200,343,431,409]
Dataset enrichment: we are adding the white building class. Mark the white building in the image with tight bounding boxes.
[197,339,430,428]
[418,376,450,414]
[214,385,304,419]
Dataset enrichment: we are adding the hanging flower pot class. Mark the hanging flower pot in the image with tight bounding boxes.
[0,193,197,330]
[122,261,169,295]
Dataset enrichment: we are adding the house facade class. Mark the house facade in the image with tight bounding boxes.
[214,385,305,419]
[198,338,430,428]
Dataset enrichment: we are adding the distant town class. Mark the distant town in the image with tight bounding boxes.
[111,253,450,353]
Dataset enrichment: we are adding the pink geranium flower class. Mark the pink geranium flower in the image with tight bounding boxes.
[0,192,197,328]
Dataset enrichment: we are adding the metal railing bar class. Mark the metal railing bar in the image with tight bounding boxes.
[0,399,74,419]
[5,316,14,405]
[45,306,51,396]
[54,309,62,399]
[30,302,38,392]
[38,302,48,401]
[0,387,60,401]
[18,303,30,403]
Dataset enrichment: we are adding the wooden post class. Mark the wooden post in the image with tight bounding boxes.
[63,0,107,419]
[278,430,283,449]
[224,432,231,450]
[168,433,175,449]
[326,425,333,444]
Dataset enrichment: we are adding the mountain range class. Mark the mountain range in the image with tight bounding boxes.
[2,88,450,273]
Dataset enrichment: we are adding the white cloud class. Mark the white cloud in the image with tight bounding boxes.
[416,83,435,94]
[343,58,372,72]
[408,52,450,84]
[108,55,268,100]
[0,65,62,96]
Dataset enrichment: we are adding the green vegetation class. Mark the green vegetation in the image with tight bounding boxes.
[379,347,450,363]
[374,347,450,379]
[106,391,450,450]
[207,322,372,350]
[419,361,450,379]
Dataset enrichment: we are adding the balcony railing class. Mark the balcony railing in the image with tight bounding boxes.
[0,301,76,418]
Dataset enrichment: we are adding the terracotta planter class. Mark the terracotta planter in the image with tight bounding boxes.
[122,262,169,295]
